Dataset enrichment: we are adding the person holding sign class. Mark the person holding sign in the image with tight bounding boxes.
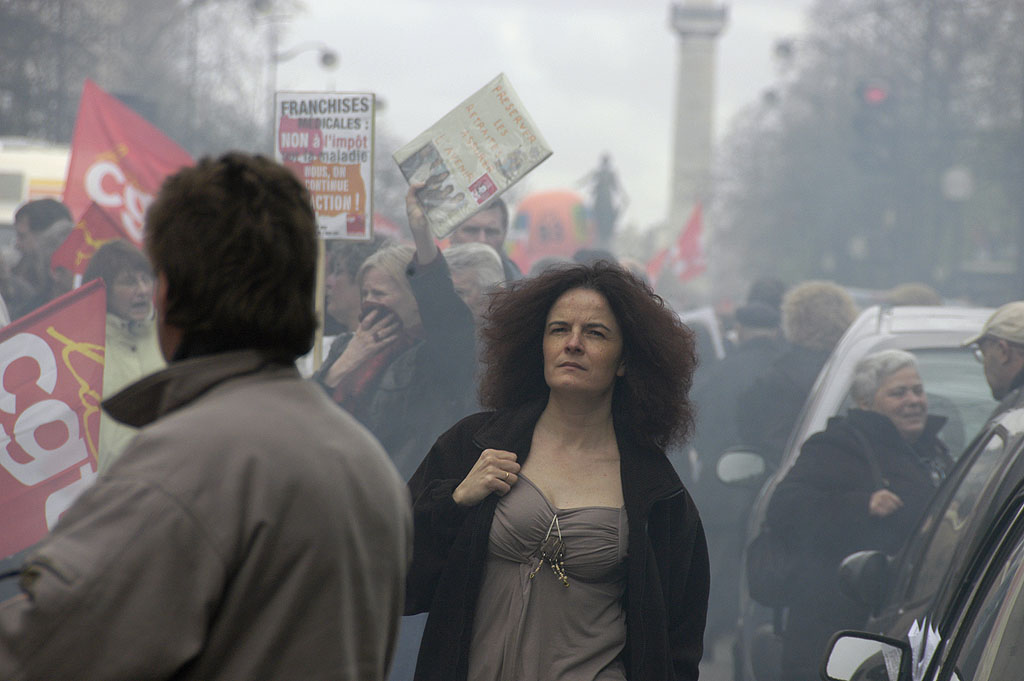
[404,261,710,681]
[314,184,479,480]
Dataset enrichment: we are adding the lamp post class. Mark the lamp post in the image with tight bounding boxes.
[185,0,211,152]
[264,17,340,152]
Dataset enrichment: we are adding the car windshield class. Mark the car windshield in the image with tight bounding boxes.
[914,349,996,457]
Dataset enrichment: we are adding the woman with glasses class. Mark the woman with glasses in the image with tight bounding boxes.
[83,239,165,471]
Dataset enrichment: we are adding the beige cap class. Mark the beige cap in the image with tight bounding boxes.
[964,301,1024,346]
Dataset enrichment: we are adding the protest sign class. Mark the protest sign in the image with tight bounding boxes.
[275,92,375,240]
[0,280,106,559]
[393,73,552,239]
[63,79,193,248]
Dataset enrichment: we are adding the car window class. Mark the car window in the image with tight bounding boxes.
[901,430,1008,604]
[945,509,1024,681]
[914,350,995,456]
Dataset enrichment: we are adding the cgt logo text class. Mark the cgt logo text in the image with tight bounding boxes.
[0,333,97,530]
[84,160,152,245]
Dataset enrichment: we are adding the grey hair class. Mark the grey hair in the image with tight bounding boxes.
[850,349,919,406]
[444,243,505,290]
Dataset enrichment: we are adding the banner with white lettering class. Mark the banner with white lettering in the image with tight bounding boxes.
[275,91,375,240]
[62,79,193,248]
[0,280,106,559]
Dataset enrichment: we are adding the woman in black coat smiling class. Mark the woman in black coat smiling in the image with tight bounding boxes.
[767,349,953,681]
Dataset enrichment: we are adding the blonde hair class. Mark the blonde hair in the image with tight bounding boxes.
[357,244,416,303]
[781,281,858,351]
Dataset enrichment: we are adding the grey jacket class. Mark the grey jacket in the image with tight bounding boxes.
[0,350,412,681]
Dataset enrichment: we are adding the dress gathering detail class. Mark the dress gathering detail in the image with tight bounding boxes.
[469,474,629,681]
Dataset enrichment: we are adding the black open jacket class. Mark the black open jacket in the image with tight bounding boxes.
[405,399,710,681]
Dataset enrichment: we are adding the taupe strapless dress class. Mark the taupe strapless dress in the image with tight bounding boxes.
[468,474,629,681]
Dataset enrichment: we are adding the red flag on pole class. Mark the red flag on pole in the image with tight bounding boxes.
[62,79,193,248]
[0,280,106,558]
[50,202,131,276]
[646,202,707,283]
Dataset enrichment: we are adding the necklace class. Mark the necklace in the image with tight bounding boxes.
[528,514,569,587]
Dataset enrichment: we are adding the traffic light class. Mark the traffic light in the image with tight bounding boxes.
[860,82,890,106]
[852,79,897,167]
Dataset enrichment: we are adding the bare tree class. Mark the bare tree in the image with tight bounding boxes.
[711,0,1024,301]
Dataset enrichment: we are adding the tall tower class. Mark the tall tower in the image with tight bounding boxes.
[667,1,728,229]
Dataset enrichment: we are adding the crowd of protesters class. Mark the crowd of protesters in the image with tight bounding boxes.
[1,154,1023,681]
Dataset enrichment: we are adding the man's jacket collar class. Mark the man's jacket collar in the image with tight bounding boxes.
[103,349,297,429]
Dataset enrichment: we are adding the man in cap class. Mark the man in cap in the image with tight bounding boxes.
[966,301,1024,422]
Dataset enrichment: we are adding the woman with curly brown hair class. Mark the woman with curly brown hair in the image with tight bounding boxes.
[405,261,710,681]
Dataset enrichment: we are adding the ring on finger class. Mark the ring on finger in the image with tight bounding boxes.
[504,471,510,481]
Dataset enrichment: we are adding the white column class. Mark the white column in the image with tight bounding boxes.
[667,1,728,228]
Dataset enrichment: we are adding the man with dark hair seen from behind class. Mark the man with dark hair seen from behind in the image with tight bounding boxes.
[0,152,412,681]
[967,301,1024,424]
[448,197,522,280]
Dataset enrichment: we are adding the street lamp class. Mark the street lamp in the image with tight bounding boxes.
[264,19,340,151]
[270,40,341,99]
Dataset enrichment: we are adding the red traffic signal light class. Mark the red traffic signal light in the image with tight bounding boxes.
[863,86,889,104]
[859,80,891,105]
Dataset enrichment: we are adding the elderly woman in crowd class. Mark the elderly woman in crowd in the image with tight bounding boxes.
[738,280,859,467]
[83,239,165,471]
[766,348,953,681]
[443,242,505,324]
[314,188,478,481]
[405,261,710,681]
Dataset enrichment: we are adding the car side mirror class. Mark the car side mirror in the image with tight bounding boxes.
[838,550,891,614]
[716,448,768,487]
[823,631,911,681]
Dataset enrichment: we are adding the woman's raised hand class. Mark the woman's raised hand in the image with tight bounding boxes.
[452,448,521,507]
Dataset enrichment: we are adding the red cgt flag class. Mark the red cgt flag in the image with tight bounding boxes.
[0,280,106,558]
[62,79,193,248]
[646,202,707,283]
[51,202,131,275]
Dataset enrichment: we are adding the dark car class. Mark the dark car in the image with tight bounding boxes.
[822,408,1024,681]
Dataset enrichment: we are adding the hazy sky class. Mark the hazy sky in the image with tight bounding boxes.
[276,0,814,229]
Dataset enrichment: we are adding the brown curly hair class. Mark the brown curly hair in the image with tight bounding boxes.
[479,261,697,451]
